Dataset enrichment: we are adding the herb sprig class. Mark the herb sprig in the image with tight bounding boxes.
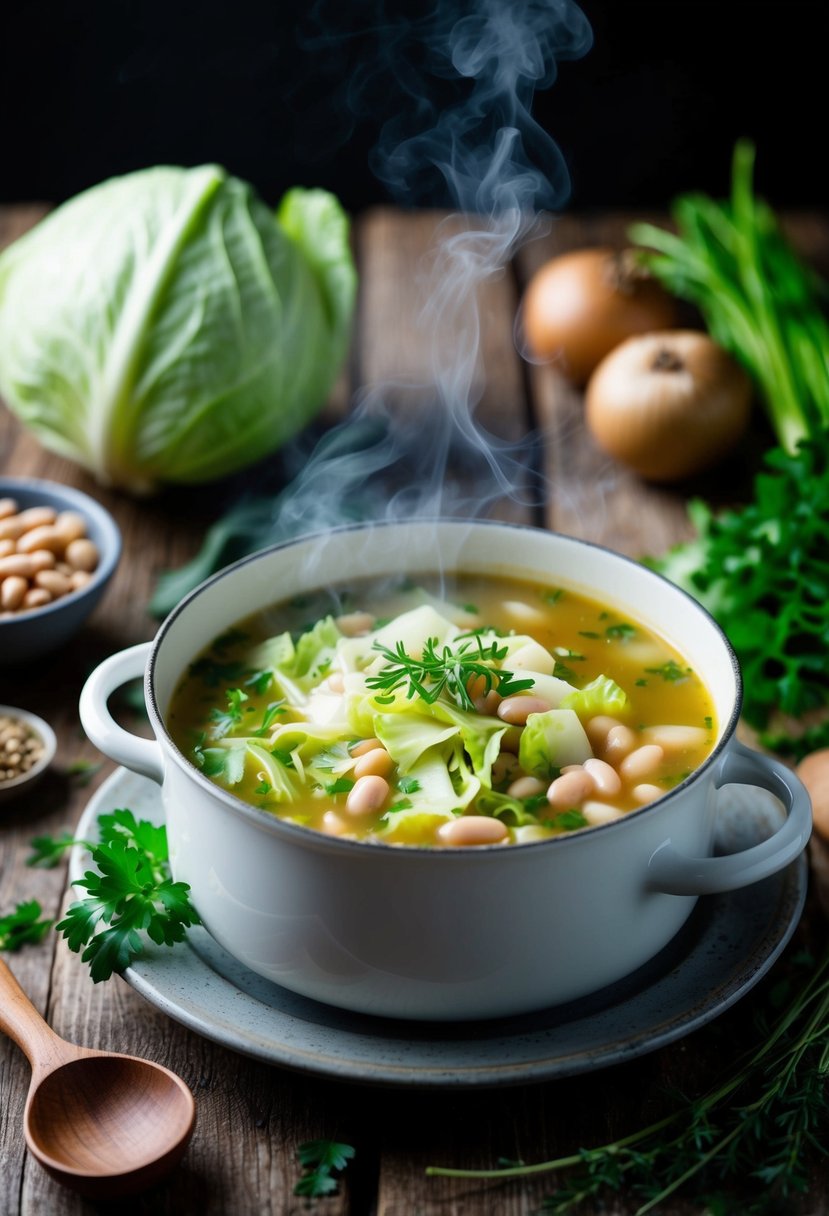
[28,831,79,868]
[426,948,829,1212]
[25,810,199,983]
[294,1139,355,1198]
[366,635,533,711]
[57,809,199,982]
[209,687,249,737]
[65,759,103,787]
[0,900,53,951]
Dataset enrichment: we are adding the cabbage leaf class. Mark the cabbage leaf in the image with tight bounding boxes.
[561,675,629,718]
[374,713,459,771]
[380,746,479,843]
[518,708,593,779]
[248,617,343,702]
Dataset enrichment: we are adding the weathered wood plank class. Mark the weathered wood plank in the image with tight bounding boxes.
[513,214,695,558]
[355,208,534,526]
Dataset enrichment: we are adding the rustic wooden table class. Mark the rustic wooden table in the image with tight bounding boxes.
[1,203,828,1216]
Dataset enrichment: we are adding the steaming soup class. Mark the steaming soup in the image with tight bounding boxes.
[168,575,717,846]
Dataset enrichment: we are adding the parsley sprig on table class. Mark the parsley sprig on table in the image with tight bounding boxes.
[28,831,78,868]
[0,900,53,951]
[366,635,533,710]
[27,809,199,983]
[294,1140,355,1198]
[427,948,829,1213]
[65,759,103,787]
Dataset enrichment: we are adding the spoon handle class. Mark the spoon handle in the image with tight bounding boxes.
[0,957,76,1075]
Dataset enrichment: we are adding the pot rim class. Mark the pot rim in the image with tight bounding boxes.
[147,518,742,858]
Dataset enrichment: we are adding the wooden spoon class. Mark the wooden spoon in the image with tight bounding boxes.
[0,957,196,1199]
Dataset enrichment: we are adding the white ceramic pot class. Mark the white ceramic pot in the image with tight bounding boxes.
[79,522,811,1020]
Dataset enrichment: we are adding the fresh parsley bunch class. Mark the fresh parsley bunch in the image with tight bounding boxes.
[29,809,200,982]
[651,435,829,729]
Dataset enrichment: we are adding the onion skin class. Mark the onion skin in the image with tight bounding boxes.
[584,330,753,482]
[797,749,829,841]
[797,748,829,917]
[522,248,678,385]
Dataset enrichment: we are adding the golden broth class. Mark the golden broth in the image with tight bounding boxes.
[167,574,716,846]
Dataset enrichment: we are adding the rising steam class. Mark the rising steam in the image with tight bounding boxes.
[282,0,589,527]
[162,1,592,603]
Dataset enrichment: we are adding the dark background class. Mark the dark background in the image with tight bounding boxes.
[2,0,827,213]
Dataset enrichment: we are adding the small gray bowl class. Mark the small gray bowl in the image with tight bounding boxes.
[0,477,121,665]
[0,704,57,802]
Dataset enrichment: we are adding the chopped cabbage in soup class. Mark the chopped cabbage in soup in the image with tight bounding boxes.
[167,575,717,846]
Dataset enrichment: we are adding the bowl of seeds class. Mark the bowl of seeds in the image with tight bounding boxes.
[0,706,57,802]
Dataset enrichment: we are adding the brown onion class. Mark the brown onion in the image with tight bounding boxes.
[521,248,677,385]
[584,330,752,482]
[797,749,829,841]
[797,747,829,918]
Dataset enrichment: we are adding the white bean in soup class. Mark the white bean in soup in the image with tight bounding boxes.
[165,574,717,847]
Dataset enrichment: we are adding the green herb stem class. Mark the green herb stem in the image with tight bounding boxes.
[426,947,829,1211]
[633,1123,746,1216]
[367,635,532,710]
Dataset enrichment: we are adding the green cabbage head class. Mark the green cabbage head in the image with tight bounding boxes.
[0,166,356,491]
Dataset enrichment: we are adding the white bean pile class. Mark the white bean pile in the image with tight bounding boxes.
[0,498,99,616]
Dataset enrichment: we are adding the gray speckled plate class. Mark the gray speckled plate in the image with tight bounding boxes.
[72,768,807,1088]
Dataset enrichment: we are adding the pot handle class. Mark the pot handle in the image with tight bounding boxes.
[647,741,811,895]
[79,642,164,785]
